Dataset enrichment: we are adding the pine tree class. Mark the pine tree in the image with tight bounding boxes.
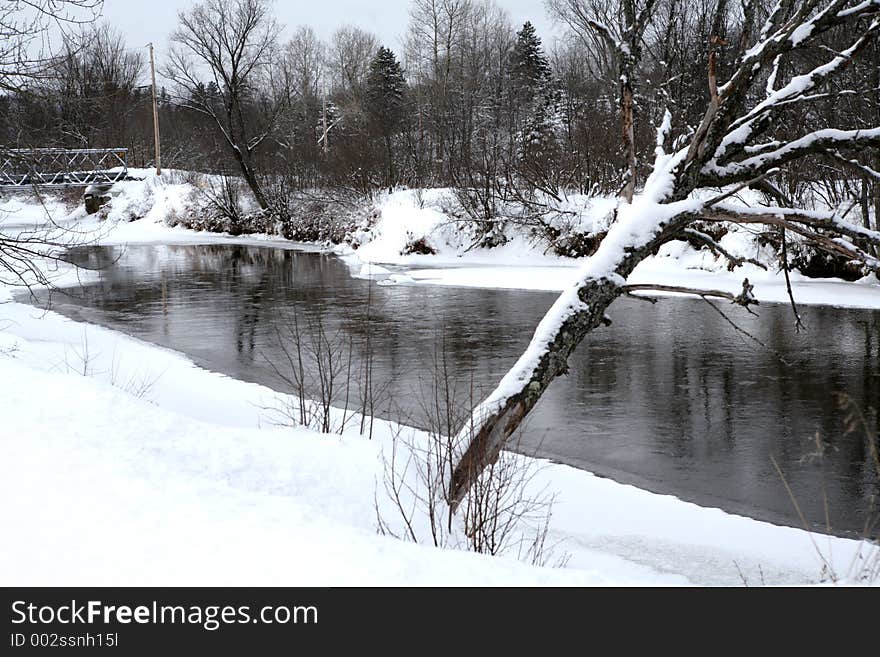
[507,22,563,197]
[508,22,553,102]
[366,46,407,190]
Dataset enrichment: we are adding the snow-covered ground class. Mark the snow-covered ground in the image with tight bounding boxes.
[1,174,878,586]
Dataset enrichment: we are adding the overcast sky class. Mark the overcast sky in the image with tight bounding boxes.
[98,0,564,68]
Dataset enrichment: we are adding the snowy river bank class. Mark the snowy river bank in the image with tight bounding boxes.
[1,180,879,585]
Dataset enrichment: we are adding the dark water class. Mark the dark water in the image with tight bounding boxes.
[34,244,880,538]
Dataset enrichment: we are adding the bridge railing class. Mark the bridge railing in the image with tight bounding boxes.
[0,148,129,189]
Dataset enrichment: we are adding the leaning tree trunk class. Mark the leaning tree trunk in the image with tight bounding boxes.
[446,206,691,508]
[446,0,880,509]
[231,146,270,211]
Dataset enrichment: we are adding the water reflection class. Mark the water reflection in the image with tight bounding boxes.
[42,244,880,537]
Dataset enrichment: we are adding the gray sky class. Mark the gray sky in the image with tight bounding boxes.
[98,0,564,69]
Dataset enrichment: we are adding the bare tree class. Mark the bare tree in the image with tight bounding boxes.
[0,0,102,93]
[548,0,660,202]
[164,0,283,211]
[267,25,326,187]
[405,0,474,179]
[283,25,325,102]
[327,25,379,97]
[448,0,880,507]
[47,24,144,148]
[0,0,105,295]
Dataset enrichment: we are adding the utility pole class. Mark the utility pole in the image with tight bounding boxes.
[148,43,162,176]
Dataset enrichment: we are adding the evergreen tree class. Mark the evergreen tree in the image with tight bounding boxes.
[365,46,407,190]
[508,22,553,102]
[507,22,563,196]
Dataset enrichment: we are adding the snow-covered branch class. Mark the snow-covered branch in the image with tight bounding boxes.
[683,228,769,270]
[705,128,880,183]
[702,207,880,270]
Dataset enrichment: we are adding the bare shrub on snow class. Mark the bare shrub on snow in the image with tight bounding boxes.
[265,292,387,439]
[59,330,162,401]
[377,336,565,567]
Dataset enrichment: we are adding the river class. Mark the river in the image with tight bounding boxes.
[31,243,880,538]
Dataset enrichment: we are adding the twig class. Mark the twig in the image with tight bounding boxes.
[779,226,806,332]
[701,296,793,366]
[704,169,776,208]
[771,455,838,582]
[621,283,741,302]
[683,227,768,270]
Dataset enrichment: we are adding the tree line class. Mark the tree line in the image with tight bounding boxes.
[0,0,877,243]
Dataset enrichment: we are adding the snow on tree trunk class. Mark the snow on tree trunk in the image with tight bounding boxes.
[447,0,880,508]
[448,160,703,505]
